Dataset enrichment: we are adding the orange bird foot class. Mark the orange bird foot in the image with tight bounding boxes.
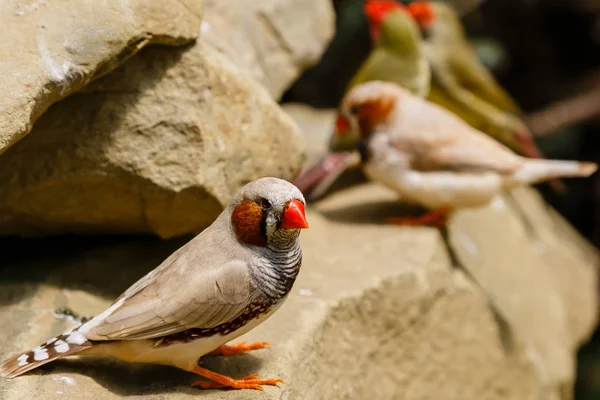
[386,207,452,227]
[191,366,284,390]
[206,341,271,357]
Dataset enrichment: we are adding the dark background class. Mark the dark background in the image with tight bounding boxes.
[282,0,600,397]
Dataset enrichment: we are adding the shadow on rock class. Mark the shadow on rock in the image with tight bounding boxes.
[34,353,266,397]
[0,235,191,306]
[318,200,425,225]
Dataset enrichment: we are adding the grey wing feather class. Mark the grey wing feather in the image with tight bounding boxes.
[82,260,252,341]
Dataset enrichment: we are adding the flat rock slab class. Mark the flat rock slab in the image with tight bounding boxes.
[0,0,203,155]
[0,182,596,399]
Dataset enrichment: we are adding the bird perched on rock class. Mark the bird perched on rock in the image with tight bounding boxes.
[294,0,430,198]
[0,178,309,391]
[406,1,565,192]
[333,81,596,226]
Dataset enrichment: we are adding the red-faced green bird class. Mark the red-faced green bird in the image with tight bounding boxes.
[348,0,430,96]
[406,1,564,191]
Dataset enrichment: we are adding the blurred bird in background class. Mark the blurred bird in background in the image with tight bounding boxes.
[406,1,565,191]
[332,81,596,225]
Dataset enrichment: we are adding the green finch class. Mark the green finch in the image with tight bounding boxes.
[406,1,564,191]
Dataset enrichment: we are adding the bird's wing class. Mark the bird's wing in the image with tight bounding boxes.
[389,97,523,174]
[448,45,522,116]
[81,247,252,341]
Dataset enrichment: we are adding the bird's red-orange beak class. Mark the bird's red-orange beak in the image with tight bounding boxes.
[335,115,351,135]
[406,2,435,27]
[281,199,309,229]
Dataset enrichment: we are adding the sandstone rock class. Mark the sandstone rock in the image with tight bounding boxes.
[0,0,336,238]
[0,182,596,399]
[200,0,335,99]
[283,103,336,169]
[0,0,203,155]
[0,40,305,238]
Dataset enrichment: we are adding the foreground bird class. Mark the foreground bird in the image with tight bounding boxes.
[0,178,309,390]
[333,81,596,225]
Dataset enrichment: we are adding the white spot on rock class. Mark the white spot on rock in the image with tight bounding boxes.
[298,288,312,297]
[52,376,76,386]
[490,196,505,211]
[66,331,87,345]
[37,30,78,95]
[33,348,49,361]
[458,231,480,258]
[200,21,211,34]
[17,354,29,367]
[54,340,69,354]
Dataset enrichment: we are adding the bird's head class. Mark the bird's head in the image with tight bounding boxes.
[407,2,463,40]
[231,178,308,249]
[405,2,435,29]
[330,81,400,157]
[364,0,405,40]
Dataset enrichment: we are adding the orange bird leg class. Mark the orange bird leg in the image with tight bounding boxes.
[205,341,271,357]
[190,366,284,390]
[386,206,453,227]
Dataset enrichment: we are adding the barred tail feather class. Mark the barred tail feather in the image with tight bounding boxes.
[0,328,93,378]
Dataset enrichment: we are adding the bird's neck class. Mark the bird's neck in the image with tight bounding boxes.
[252,239,302,301]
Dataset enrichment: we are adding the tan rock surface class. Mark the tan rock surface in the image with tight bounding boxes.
[0,181,596,399]
[201,0,335,99]
[0,0,338,238]
[0,0,203,155]
[0,39,306,238]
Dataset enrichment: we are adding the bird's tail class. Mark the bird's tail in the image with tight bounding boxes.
[512,159,597,186]
[0,326,92,378]
[514,129,567,193]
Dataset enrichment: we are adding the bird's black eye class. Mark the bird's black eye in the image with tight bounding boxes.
[350,106,360,115]
[260,198,272,210]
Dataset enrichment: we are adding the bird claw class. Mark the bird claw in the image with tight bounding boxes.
[386,207,452,227]
[207,341,271,357]
[190,374,284,390]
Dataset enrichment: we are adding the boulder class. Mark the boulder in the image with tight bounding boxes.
[0,0,336,238]
[0,40,306,238]
[0,182,596,399]
[200,0,335,99]
[0,0,203,155]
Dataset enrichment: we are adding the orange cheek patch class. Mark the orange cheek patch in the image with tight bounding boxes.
[357,97,394,136]
[231,200,266,246]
